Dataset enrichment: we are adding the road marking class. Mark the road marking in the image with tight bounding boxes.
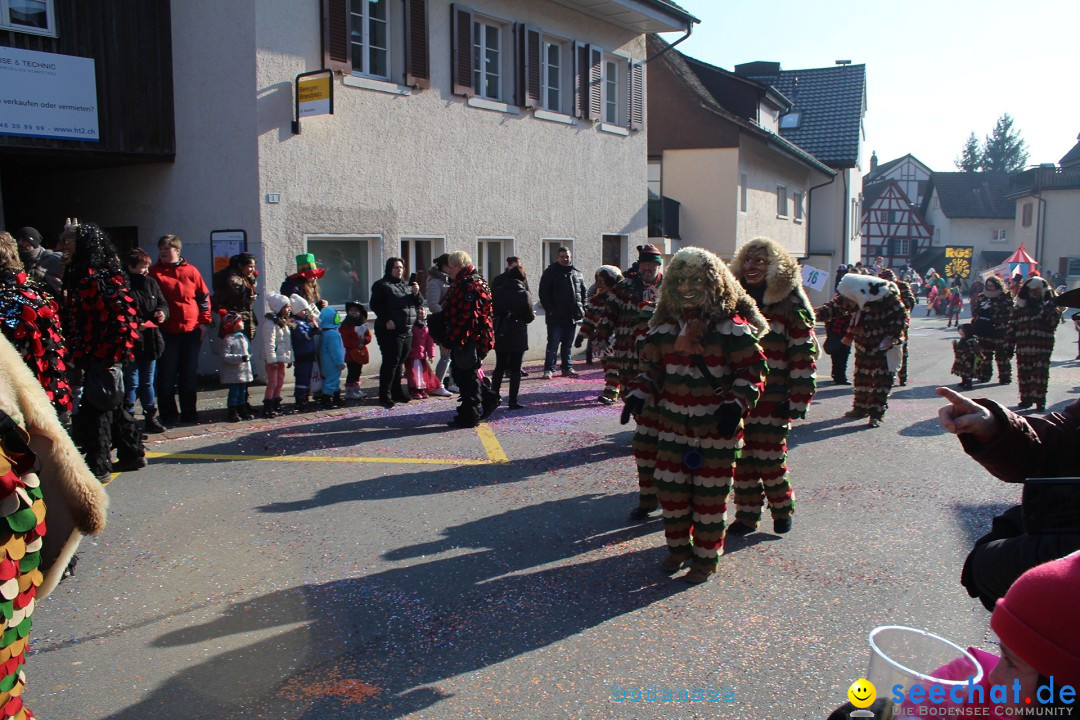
[142,423,510,467]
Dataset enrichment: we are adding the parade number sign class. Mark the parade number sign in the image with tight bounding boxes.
[800,264,829,292]
[0,47,99,141]
[943,246,973,279]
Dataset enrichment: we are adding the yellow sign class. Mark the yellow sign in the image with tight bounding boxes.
[944,247,973,259]
[298,76,331,117]
[944,246,973,278]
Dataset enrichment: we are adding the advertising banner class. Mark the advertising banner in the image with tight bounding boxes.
[943,246,973,278]
[0,47,99,141]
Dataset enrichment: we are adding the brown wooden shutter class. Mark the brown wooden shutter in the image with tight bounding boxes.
[572,41,588,118]
[404,0,430,88]
[451,4,474,97]
[587,46,603,122]
[322,0,351,73]
[517,24,541,108]
[628,60,644,130]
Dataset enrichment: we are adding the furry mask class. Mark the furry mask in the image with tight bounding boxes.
[837,273,893,309]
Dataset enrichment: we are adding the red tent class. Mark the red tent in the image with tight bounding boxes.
[1005,244,1038,278]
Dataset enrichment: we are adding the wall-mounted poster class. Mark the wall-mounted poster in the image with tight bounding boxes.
[0,47,99,141]
[210,230,247,273]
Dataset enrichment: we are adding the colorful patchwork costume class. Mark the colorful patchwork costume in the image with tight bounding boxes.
[729,238,817,534]
[971,276,1014,384]
[575,266,623,404]
[879,269,915,386]
[624,248,767,583]
[950,326,983,390]
[0,271,72,419]
[1007,277,1061,410]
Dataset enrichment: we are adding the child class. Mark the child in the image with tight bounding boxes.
[951,323,983,390]
[1073,311,1080,359]
[289,294,319,412]
[406,307,450,399]
[261,292,294,418]
[317,305,346,408]
[575,265,623,404]
[340,301,372,401]
[220,310,254,421]
[945,288,963,327]
[926,284,940,316]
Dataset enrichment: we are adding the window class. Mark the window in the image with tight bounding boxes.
[793,191,804,221]
[472,18,503,100]
[1068,258,1080,277]
[542,239,573,268]
[740,173,748,212]
[648,161,662,200]
[891,238,910,256]
[602,235,625,269]
[477,238,511,281]
[779,111,801,130]
[350,0,390,79]
[602,56,620,124]
[305,235,375,306]
[401,236,443,298]
[1022,202,1033,228]
[889,210,900,224]
[992,228,1007,244]
[542,38,563,112]
[1,0,55,35]
[776,185,788,217]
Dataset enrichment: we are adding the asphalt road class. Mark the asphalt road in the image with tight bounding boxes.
[27,313,1080,720]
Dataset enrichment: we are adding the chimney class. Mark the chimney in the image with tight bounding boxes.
[835,59,851,66]
[870,151,878,172]
[734,61,781,77]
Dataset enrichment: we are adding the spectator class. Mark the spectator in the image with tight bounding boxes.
[260,292,293,417]
[443,250,495,428]
[427,254,455,392]
[123,247,169,434]
[538,246,587,379]
[212,252,258,340]
[280,253,326,309]
[60,223,144,481]
[491,256,530,294]
[150,234,212,426]
[0,231,72,420]
[370,257,423,409]
[491,264,535,410]
[219,311,254,422]
[936,385,1080,610]
[15,226,64,298]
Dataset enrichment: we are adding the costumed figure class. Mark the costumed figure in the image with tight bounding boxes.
[406,308,443,399]
[621,247,767,584]
[595,244,664,520]
[728,237,817,535]
[443,252,496,428]
[820,273,908,428]
[575,265,623,404]
[950,323,983,390]
[818,296,854,385]
[279,253,325,310]
[317,305,346,408]
[0,333,109,720]
[879,268,916,386]
[971,275,1014,384]
[1007,277,1060,411]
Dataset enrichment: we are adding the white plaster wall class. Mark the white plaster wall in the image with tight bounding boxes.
[807,167,859,265]
[1012,197,1039,248]
[660,148,738,257]
[735,136,820,259]
[1041,188,1080,282]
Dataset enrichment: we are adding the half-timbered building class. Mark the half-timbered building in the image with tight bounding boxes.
[860,180,932,268]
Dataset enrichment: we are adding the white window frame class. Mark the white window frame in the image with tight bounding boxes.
[1067,257,1080,278]
[991,228,1007,244]
[892,238,910,256]
[472,16,507,102]
[542,239,574,268]
[647,160,662,200]
[739,173,748,213]
[349,0,392,81]
[793,191,804,222]
[477,237,513,281]
[304,233,380,307]
[0,0,55,36]
[776,185,788,218]
[602,54,622,125]
[541,35,569,114]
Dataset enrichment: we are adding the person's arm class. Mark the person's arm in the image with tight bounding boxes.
[194,271,212,326]
[786,300,818,419]
[222,337,245,365]
[537,268,552,312]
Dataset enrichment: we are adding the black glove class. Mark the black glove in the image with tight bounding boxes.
[715,401,743,437]
[574,334,584,348]
[620,394,645,425]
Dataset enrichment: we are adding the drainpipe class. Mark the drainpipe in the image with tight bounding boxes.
[644,22,693,64]
[806,173,837,257]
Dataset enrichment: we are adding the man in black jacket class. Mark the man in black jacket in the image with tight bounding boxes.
[538,247,587,379]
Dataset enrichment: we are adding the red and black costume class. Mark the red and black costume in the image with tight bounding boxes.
[0,270,72,418]
[444,264,494,428]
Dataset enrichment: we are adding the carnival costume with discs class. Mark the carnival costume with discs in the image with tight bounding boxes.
[729,237,817,535]
[971,276,1014,384]
[817,273,907,426]
[877,268,916,386]
[622,247,766,584]
[1006,276,1060,410]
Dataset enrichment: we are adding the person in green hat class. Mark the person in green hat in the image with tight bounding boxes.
[280,252,327,310]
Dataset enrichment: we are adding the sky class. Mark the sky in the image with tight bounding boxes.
[660,0,1080,173]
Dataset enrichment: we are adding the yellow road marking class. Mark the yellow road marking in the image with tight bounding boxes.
[475,422,509,463]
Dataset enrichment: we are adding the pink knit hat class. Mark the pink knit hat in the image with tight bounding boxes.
[990,553,1080,686]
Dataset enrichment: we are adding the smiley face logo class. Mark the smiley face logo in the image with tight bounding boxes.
[847,678,876,708]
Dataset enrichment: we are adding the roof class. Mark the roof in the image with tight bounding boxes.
[1060,134,1080,168]
[651,38,834,178]
[861,181,888,208]
[864,153,932,184]
[551,0,698,32]
[925,172,1014,219]
[736,63,867,169]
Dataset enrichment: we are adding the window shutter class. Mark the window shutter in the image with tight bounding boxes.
[572,41,588,118]
[587,46,603,122]
[517,24,541,108]
[322,0,351,73]
[628,60,644,130]
[451,4,474,97]
[404,0,430,88]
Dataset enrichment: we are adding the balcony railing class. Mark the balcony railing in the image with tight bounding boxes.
[1008,166,1080,196]
[648,195,681,239]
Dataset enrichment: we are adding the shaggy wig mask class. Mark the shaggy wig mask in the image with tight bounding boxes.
[651,247,740,328]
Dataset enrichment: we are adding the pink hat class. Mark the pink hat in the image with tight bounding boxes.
[218,309,244,334]
[991,553,1080,686]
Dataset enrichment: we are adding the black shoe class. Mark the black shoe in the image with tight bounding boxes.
[227,408,241,422]
[144,410,166,434]
[508,401,525,410]
[239,406,255,420]
[392,394,411,404]
[773,516,793,534]
[447,418,478,429]
[179,413,199,425]
[160,412,179,426]
[262,400,278,419]
[726,522,756,536]
[113,456,147,472]
[519,369,529,378]
[294,397,310,413]
[628,505,659,522]
[332,391,344,408]
[999,377,1011,385]
[833,379,851,385]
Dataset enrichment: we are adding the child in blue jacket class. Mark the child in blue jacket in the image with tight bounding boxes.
[289,294,319,412]
[318,305,346,407]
